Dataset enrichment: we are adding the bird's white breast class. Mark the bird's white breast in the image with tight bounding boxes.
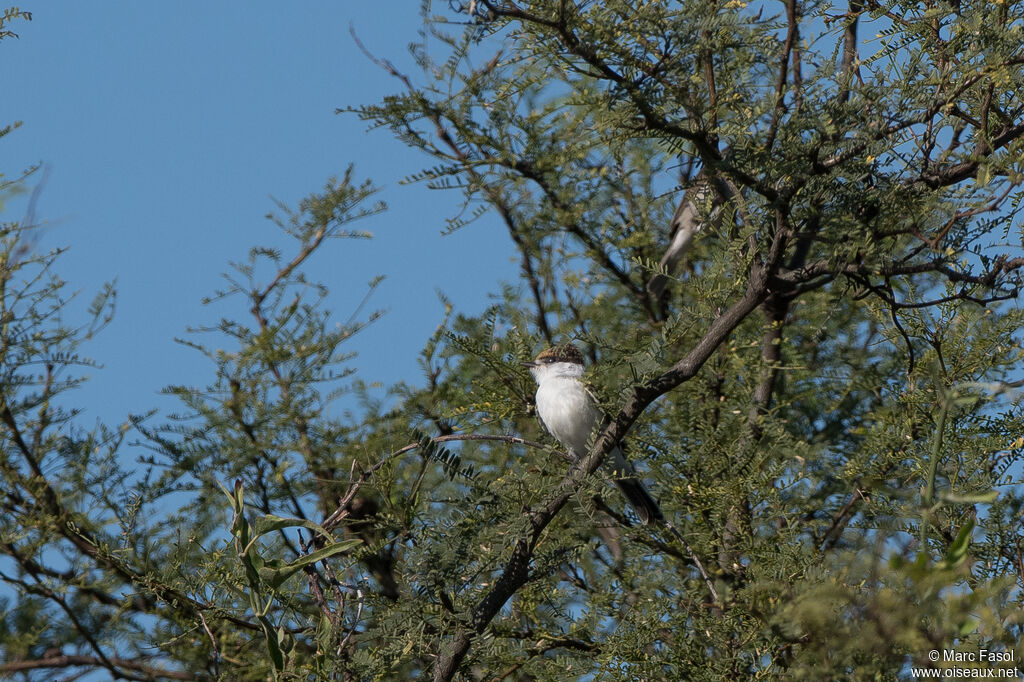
[535,376,602,457]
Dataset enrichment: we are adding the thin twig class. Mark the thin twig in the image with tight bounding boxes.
[665,521,719,603]
[199,611,220,677]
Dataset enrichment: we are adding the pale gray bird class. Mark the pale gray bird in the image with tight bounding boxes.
[647,170,736,298]
[522,344,662,524]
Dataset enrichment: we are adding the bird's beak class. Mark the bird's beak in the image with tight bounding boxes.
[520,361,537,368]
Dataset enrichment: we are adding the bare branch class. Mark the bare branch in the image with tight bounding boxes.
[0,655,193,680]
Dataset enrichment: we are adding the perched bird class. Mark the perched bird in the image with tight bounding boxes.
[522,344,662,524]
[647,169,737,299]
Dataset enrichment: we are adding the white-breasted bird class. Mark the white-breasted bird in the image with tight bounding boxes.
[522,344,662,524]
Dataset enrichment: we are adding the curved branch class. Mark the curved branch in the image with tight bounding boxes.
[0,655,193,680]
[765,0,801,150]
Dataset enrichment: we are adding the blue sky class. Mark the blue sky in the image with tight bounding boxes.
[1,3,517,426]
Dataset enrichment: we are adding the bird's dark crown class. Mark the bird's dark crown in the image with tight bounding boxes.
[533,344,584,366]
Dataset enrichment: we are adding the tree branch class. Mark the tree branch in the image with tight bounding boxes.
[0,655,194,680]
[766,0,800,150]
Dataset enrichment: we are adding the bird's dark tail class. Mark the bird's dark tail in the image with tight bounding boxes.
[613,473,719,602]
[614,477,663,525]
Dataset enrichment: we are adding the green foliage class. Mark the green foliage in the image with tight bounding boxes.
[0,6,30,42]
[3,1,1024,680]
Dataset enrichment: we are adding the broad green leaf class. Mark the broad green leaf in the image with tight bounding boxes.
[258,539,362,589]
[942,519,975,569]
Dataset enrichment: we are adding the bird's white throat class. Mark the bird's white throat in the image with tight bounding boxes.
[528,361,585,383]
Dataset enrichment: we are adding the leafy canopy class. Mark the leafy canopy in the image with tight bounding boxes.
[2,2,1024,680]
